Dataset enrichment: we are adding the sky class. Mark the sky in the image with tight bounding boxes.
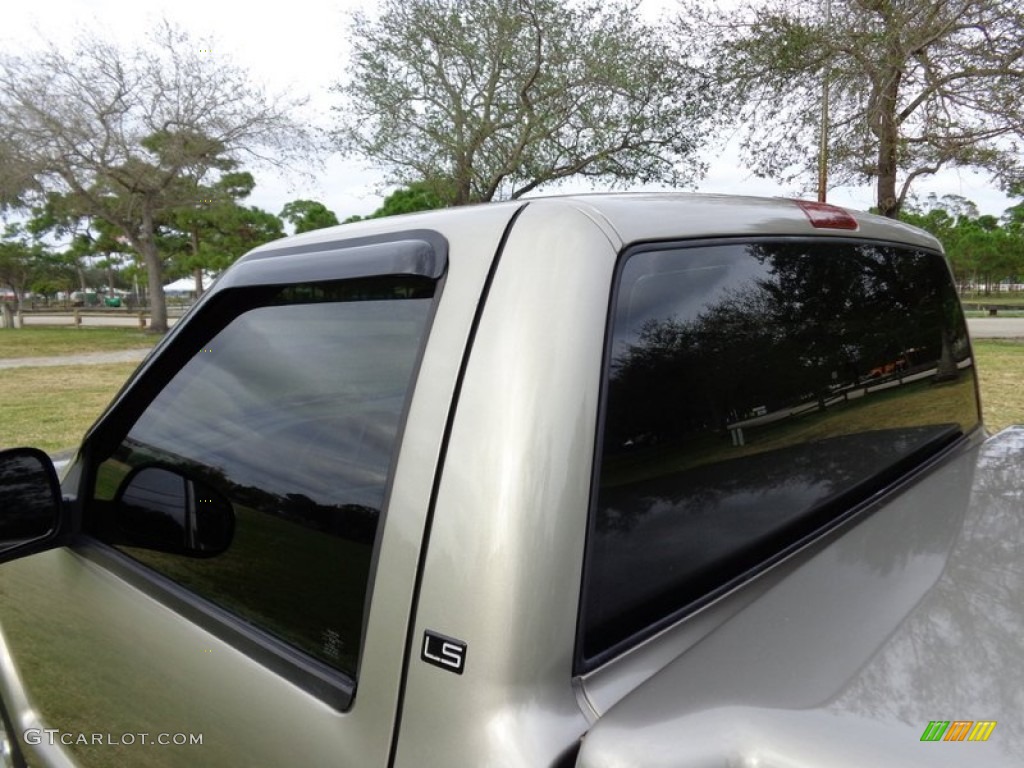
[1,0,1017,226]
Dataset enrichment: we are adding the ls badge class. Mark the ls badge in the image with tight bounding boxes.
[421,630,467,675]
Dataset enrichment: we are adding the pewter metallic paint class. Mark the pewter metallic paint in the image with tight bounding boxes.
[577,428,1021,767]
[2,194,999,768]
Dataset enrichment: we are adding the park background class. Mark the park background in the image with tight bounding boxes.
[2,0,1023,449]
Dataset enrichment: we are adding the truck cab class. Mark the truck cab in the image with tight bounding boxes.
[1,194,1016,767]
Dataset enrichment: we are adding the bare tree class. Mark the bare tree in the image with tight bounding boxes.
[0,21,317,331]
[682,0,1024,218]
[0,130,35,210]
[333,0,717,206]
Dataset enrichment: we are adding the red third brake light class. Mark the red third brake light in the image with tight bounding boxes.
[793,199,859,230]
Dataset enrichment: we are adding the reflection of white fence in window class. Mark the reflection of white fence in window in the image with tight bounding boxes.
[725,358,973,447]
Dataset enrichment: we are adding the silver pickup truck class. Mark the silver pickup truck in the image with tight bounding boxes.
[0,193,1018,767]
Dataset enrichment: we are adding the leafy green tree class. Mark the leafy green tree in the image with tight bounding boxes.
[374,183,447,217]
[29,196,137,293]
[27,250,79,302]
[0,241,30,308]
[175,203,284,281]
[0,21,315,331]
[280,200,340,234]
[333,0,715,206]
[684,0,1024,218]
[960,225,1011,293]
[903,194,1024,293]
[0,131,34,211]
[343,182,447,223]
[163,171,284,295]
[0,226,46,322]
[1004,198,1024,236]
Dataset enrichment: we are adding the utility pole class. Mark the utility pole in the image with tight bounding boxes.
[817,0,832,202]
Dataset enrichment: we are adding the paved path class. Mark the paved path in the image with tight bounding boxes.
[966,317,1024,338]
[0,348,151,370]
[13,312,182,328]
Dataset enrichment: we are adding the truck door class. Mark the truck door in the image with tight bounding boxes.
[0,218,513,768]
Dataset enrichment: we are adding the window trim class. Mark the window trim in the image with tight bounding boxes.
[73,232,449,711]
[575,235,982,673]
[219,229,448,287]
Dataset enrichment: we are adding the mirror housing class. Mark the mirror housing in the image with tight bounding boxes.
[114,466,234,556]
[0,447,63,562]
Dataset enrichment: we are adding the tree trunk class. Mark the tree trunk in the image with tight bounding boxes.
[454,176,473,206]
[454,151,474,206]
[875,65,902,219]
[138,211,168,333]
[191,227,204,297]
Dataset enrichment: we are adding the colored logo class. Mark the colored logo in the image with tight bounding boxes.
[920,721,997,742]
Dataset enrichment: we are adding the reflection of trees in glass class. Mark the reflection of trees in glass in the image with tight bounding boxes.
[597,426,950,536]
[606,243,972,452]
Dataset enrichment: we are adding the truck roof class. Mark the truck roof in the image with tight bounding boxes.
[244,192,942,259]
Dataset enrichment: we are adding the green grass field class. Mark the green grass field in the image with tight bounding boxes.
[0,363,139,452]
[973,340,1024,431]
[960,292,1024,306]
[0,327,158,359]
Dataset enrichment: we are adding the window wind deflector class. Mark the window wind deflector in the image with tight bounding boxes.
[219,234,446,290]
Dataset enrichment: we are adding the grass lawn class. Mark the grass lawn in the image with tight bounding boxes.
[973,340,1024,432]
[0,327,158,359]
[0,363,138,452]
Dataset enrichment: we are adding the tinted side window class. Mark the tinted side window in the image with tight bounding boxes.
[581,240,979,665]
[91,277,436,679]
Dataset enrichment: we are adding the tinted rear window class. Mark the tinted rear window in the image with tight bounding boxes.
[581,239,979,665]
